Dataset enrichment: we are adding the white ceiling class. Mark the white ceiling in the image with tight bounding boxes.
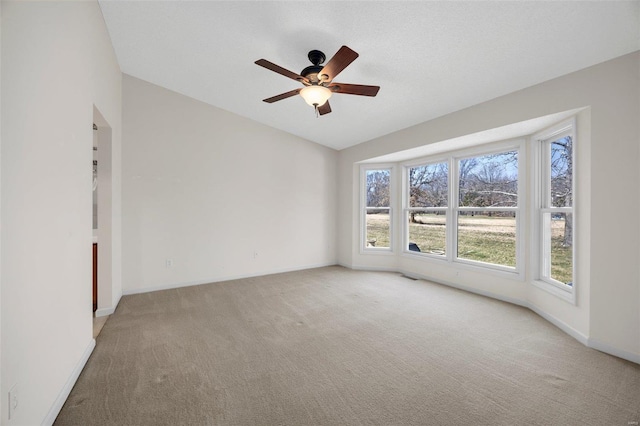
[99,1,639,150]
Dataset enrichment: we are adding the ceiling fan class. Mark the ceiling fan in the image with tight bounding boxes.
[255,46,380,116]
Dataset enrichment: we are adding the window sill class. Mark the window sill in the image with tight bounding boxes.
[401,249,447,261]
[360,248,395,256]
[532,279,576,305]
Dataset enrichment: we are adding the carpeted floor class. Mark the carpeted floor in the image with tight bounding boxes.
[55,266,640,425]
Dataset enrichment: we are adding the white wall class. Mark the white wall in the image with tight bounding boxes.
[0,1,122,424]
[0,2,3,421]
[338,52,640,362]
[122,75,337,294]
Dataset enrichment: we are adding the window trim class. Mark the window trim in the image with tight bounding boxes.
[531,118,576,304]
[360,164,395,254]
[401,139,525,278]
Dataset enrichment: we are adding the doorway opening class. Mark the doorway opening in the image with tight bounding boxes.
[93,106,113,320]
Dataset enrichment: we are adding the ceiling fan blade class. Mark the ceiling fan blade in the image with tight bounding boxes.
[319,46,359,82]
[262,88,301,103]
[329,83,380,97]
[318,101,332,116]
[255,59,309,84]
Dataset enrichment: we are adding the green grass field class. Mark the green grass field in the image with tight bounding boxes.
[366,213,572,284]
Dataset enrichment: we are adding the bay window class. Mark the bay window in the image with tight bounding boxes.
[359,116,577,303]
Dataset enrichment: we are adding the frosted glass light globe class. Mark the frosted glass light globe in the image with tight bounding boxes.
[300,85,332,107]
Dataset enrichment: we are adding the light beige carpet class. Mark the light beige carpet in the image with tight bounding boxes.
[56,266,640,425]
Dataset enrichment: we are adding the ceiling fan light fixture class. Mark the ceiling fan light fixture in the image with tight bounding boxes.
[300,85,332,107]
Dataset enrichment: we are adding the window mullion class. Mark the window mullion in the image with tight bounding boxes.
[449,156,458,263]
[402,166,408,253]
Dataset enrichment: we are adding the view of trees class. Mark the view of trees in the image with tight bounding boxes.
[408,162,447,223]
[365,170,391,248]
[458,152,518,209]
[404,152,520,265]
[366,170,390,208]
[408,151,518,218]
[365,133,574,286]
[409,162,448,208]
[550,136,573,247]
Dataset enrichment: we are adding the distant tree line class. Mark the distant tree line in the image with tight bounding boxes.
[409,152,518,217]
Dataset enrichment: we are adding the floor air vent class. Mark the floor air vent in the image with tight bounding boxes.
[401,274,418,280]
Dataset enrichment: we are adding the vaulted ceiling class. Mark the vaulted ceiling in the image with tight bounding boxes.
[99,1,640,150]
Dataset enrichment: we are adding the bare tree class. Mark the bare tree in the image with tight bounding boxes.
[458,158,478,191]
[366,170,390,210]
[408,163,447,222]
[551,136,573,246]
[459,152,518,213]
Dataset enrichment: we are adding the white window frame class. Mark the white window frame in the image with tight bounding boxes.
[401,140,525,278]
[531,119,576,303]
[360,165,394,254]
[402,156,450,260]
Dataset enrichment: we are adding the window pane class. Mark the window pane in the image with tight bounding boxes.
[407,211,446,255]
[366,210,390,248]
[366,170,390,207]
[459,151,518,207]
[457,212,516,267]
[545,212,573,286]
[550,136,573,208]
[409,162,448,207]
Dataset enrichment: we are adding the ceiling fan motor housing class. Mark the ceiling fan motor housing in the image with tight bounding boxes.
[301,66,323,83]
[301,50,327,84]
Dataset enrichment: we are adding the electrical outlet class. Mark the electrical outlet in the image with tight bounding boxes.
[253,252,258,259]
[165,259,173,268]
[8,384,18,420]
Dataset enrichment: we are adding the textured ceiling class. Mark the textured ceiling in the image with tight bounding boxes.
[99,1,639,150]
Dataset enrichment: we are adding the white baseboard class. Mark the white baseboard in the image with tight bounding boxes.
[395,269,594,354]
[351,264,399,272]
[41,339,96,426]
[95,292,122,317]
[95,307,115,317]
[526,302,589,345]
[351,265,527,307]
[398,268,528,308]
[122,262,337,296]
[588,338,640,365]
